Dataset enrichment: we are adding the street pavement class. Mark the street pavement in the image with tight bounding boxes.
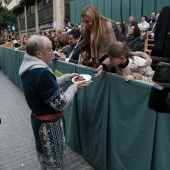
[0,70,94,170]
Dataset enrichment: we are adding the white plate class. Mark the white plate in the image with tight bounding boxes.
[72,74,92,82]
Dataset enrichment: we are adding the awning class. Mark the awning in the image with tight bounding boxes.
[19,0,34,6]
[12,5,24,15]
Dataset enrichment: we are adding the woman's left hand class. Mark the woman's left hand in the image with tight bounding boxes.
[94,65,103,77]
[125,75,135,81]
[69,73,79,80]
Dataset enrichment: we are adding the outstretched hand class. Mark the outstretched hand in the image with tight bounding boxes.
[74,80,92,89]
[69,73,79,80]
[94,65,103,77]
[125,75,135,81]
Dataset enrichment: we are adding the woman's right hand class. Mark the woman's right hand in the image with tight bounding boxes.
[94,65,103,77]
[74,80,92,89]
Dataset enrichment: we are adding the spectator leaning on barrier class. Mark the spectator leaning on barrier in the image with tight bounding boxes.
[106,42,154,83]
[79,5,122,76]
[19,34,91,170]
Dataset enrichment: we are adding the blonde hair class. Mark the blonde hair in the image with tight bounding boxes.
[108,42,130,58]
[81,5,111,65]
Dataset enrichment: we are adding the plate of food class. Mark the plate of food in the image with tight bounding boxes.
[72,74,92,82]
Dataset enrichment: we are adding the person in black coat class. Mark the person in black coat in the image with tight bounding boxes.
[151,6,170,63]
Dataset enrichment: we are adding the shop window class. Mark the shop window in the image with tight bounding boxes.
[19,12,25,20]
[27,6,31,15]
[38,0,52,10]
[46,0,52,5]
[38,1,43,9]
[31,6,35,14]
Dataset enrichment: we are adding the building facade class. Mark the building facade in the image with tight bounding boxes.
[10,0,70,39]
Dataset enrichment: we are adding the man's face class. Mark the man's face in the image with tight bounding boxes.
[151,13,156,19]
[68,34,78,46]
[141,17,145,22]
[39,38,53,65]
[82,15,93,31]
[129,16,134,23]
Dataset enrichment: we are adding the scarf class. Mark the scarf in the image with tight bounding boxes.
[19,53,53,76]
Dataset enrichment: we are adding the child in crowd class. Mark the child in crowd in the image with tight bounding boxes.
[106,42,154,83]
[78,46,94,67]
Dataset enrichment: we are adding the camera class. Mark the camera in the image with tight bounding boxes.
[148,63,170,113]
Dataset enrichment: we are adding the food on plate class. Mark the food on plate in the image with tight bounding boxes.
[72,74,92,82]
[74,76,86,82]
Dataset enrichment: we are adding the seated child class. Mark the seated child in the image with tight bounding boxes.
[104,42,154,83]
[78,46,94,68]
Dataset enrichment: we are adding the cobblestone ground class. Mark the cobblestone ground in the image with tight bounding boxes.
[0,71,94,170]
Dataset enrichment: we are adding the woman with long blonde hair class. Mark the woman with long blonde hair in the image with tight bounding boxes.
[79,5,122,75]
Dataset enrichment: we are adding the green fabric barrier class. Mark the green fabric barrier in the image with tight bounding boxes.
[142,0,155,19]
[70,0,170,25]
[0,47,24,89]
[97,0,104,15]
[104,0,112,18]
[155,0,170,12]
[70,1,76,26]
[107,75,156,170]
[75,0,82,24]
[85,0,90,6]
[89,0,98,9]
[111,0,122,22]
[151,113,170,170]
[1,47,170,170]
[122,0,130,22]
[129,0,142,23]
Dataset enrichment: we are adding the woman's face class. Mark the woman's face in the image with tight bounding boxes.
[128,26,134,36]
[82,15,93,31]
[109,55,123,67]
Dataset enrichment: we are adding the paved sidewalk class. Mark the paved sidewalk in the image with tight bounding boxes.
[0,71,94,170]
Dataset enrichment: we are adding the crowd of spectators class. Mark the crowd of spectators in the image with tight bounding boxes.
[1,5,170,83]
